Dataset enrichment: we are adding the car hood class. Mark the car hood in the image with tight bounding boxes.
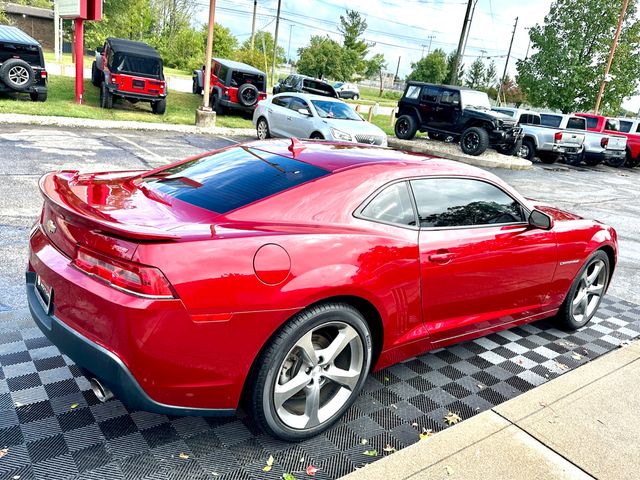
[322,118,386,136]
[465,108,516,124]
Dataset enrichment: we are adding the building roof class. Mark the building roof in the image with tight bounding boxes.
[214,58,266,76]
[4,3,53,19]
[106,38,162,60]
[0,25,41,46]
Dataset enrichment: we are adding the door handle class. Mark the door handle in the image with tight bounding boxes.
[286,116,292,121]
[268,108,273,113]
[428,252,454,264]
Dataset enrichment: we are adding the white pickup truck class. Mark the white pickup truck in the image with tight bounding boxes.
[540,113,627,167]
[492,108,584,164]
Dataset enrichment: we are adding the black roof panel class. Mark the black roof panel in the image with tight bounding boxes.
[0,25,41,47]
[106,37,162,59]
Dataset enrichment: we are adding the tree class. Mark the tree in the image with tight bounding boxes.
[338,9,372,77]
[466,58,485,89]
[241,31,285,66]
[446,49,464,85]
[517,0,640,114]
[484,60,497,88]
[365,53,387,97]
[498,75,526,106]
[85,0,153,47]
[297,35,354,80]
[407,48,447,84]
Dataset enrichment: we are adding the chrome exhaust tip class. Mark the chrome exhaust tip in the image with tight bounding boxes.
[89,377,114,403]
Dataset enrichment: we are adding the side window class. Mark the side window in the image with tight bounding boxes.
[440,90,460,106]
[213,63,221,77]
[283,75,293,86]
[410,178,525,228]
[540,114,561,128]
[405,85,420,99]
[360,182,416,227]
[272,96,291,108]
[635,124,640,134]
[520,114,540,125]
[605,119,619,131]
[218,65,229,84]
[619,120,632,133]
[420,86,440,103]
[567,117,586,130]
[288,97,309,112]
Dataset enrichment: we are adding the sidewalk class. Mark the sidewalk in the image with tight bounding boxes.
[342,340,640,480]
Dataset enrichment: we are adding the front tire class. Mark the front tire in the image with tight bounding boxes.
[250,303,372,441]
[352,94,359,100]
[310,132,324,140]
[100,83,113,109]
[394,115,417,140]
[152,98,166,115]
[256,117,271,140]
[557,251,610,330]
[496,138,523,157]
[519,138,536,160]
[460,127,489,156]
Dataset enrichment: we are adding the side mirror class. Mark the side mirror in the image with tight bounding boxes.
[298,108,312,116]
[96,46,104,54]
[529,209,553,230]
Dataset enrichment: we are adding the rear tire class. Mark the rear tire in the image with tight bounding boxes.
[583,155,602,166]
[0,59,35,91]
[29,91,47,102]
[557,251,610,330]
[538,152,558,164]
[249,303,372,441]
[352,94,359,100]
[91,61,102,87]
[623,149,639,168]
[460,127,489,156]
[100,83,113,109]
[152,98,166,115]
[192,77,202,95]
[256,117,271,140]
[394,115,417,140]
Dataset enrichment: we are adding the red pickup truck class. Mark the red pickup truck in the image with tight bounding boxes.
[575,113,640,167]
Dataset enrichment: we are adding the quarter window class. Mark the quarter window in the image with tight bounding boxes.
[585,116,598,129]
[410,178,525,228]
[619,120,632,133]
[360,182,416,227]
[405,85,420,99]
[272,96,291,107]
[540,114,562,128]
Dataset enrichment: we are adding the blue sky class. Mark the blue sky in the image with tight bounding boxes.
[198,0,639,111]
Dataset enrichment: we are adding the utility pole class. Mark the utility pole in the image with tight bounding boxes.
[461,0,479,59]
[54,1,60,62]
[594,0,629,114]
[250,0,257,50]
[271,0,282,86]
[287,24,293,65]
[497,16,518,106]
[201,0,216,112]
[449,0,474,85]
[394,56,401,83]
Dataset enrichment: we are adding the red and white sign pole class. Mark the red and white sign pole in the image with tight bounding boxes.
[74,17,84,104]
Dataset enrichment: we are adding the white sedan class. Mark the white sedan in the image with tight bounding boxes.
[253,92,388,146]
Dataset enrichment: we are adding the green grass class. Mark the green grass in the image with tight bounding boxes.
[343,85,401,108]
[0,75,254,128]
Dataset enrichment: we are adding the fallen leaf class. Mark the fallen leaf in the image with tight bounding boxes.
[383,376,390,382]
[0,448,8,459]
[306,465,319,476]
[555,361,569,370]
[382,444,396,453]
[363,450,378,457]
[360,439,368,445]
[263,455,275,472]
[14,402,23,408]
[411,422,419,427]
[390,404,398,409]
[419,428,433,440]
[299,457,305,463]
[178,452,190,460]
[571,352,582,360]
[282,474,296,480]
[446,465,454,475]
[444,412,462,426]
[477,384,485,390]
[70,403,79,410]
[12,476,20,480]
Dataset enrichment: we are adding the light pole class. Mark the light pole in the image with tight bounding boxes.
[271,0,282,86]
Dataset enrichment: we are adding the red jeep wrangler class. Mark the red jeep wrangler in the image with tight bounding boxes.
[575,113,640,168]
[192,58,266,115]
[92,38,167,115]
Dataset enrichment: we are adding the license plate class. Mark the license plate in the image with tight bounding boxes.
[133,80,145,89]
[35,275,53,314]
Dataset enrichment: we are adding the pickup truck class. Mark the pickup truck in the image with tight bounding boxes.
[492,107,584,164]
[617,117,640,135]
[575,113,640,168]
[540,113,627,167]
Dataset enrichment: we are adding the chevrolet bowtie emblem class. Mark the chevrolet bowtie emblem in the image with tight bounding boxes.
[46,219,57,234]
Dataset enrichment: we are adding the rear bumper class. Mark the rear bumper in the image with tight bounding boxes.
[585,150,625,162]
[26,272,234,417]
[219,97,257,112]
[106,85,167,101]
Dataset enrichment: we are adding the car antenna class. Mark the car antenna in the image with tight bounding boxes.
[288,137,305,158]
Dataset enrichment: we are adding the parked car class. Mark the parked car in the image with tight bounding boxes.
[253,92,387,146]
[92,37,167,114]
[0,25,47,102]
[493,108,584,164]
[334,82,360,100]
[395,82,523,156]
[576,113,640,168]
[539,113,627,167]
[273,74,338,98]
[28,139,616,440]
[192,58,267,115]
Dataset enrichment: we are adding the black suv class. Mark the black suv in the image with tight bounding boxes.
[273,74,338,98]
[0,25,47,102]
[394,82,522,156]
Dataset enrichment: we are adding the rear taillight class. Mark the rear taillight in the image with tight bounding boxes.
[601,137,609,148]
[41,70,47,78]
[73,246,174,298]
[554,132,563,141]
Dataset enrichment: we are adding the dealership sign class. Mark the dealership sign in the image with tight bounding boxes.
[57,0,102,20]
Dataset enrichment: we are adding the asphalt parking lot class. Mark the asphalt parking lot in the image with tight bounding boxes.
[0,126,639,480]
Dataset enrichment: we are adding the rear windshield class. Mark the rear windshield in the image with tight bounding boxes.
[113,53,162,78]
[0,42,43,66]
[231,71,265,91]
[302,79,337,97]
[143,147,330,214]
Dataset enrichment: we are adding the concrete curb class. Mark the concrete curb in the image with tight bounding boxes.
[0,113,256,137]
[388,138,532,170]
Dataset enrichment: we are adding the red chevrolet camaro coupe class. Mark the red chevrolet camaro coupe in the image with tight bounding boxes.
[27,139,617,440]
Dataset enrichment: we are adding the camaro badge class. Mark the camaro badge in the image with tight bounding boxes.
[46,219,57,234]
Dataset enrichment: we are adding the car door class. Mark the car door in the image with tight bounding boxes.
[285,97,316,138]
[432,88,461,131]
[267,96,292,137]
[417,85,442,129]
[410,177,558,344]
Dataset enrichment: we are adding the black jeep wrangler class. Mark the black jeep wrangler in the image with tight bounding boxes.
[0,26,47,102]
[92,38,167,114]
[272,74,338,98]
[394,82,522,156]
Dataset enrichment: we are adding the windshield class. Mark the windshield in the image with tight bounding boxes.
[460,90,491,110]
[311,100,362,120]
[334,82,344,88]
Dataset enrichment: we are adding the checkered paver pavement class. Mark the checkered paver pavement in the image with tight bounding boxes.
[1,297,639,480]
